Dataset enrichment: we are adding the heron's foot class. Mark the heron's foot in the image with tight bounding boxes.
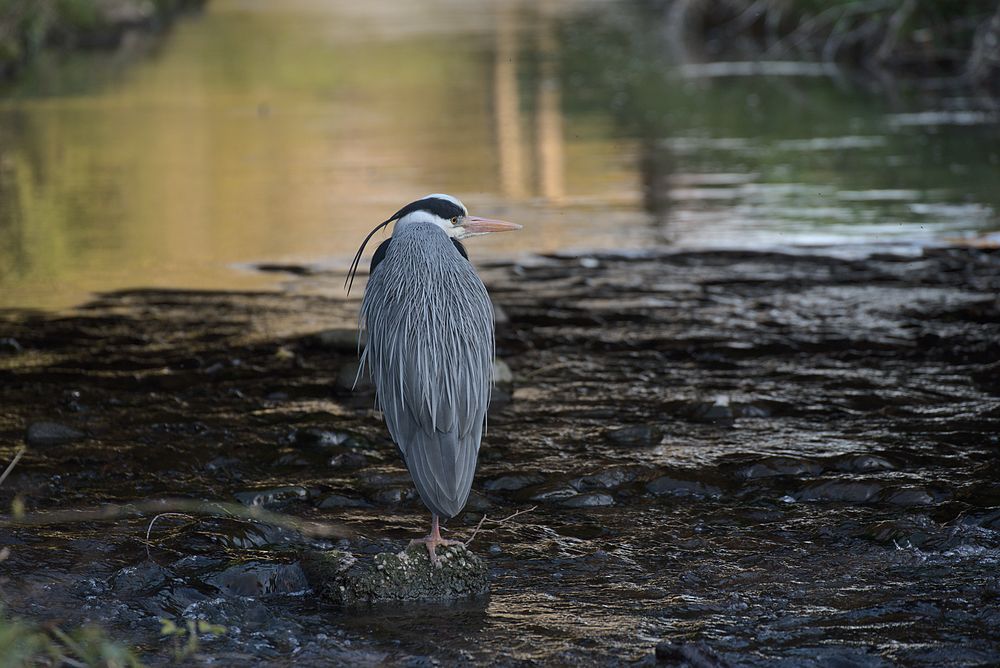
[408,535,463,568]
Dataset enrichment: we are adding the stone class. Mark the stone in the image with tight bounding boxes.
[25,421,86,446]
[606,425,662,447]
[738,457,823,479]
[207,562,309,597]
[684,396,735,426]
[560,492,614,508]
[833,454,895,473]
[654,640,731,667]
[234,486,310,508]
[796,480,884,504]
[0,337,23,354]
[318,494,372,509]
[292,428,367,449]
[573,466,643,490]
[646,476,721,499]
[301,544,489,604]
[484,474,543,492]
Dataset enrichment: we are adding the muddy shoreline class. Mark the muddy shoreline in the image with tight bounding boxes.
[1,245,999,665]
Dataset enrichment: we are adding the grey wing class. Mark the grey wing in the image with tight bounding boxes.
[359,260,494,518]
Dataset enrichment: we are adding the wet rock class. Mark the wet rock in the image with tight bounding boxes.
[205,456,243,479]
[573,466,643,490]
[207,562,309,596]
[274,452,311,467]
[328,451,369,469]
[654,641,731,667]
[112,561,172,598]
[606,425,662,447]
[561,492,614,508]
[373,487,417,506]
[738,457,823,479]
[292,428,368,449]
[301,544,489,604]
[885,487,936,506]
[796,480,883,504]
[647,476,721,499]
[313,328,361,352]
[235,486,310,508]
[318,494,372,509]
[484,474,544,492]
[683,396,735,427]
[25,421,86,446]
[527,483,580,503]
[0,337,23,354]
[832,454,896,473]
[464,490,493,512]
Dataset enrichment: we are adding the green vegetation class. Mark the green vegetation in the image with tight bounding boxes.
[0,609,141,667]
[674,0,1000,81]
[0,0,204,79]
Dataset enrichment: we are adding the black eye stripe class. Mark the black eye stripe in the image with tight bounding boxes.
[389,197,464,222]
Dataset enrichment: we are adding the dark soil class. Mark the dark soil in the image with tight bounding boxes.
[1,245,999,665]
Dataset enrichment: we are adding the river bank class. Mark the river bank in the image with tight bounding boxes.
[0,0,205,80]
[1,244,998,664]
[661,0,1000,88]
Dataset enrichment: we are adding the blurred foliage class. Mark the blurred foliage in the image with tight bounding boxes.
[679,0,1000,79]
[0,0,204,78]
[0,608,142,667]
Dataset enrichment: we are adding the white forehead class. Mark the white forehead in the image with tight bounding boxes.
[423,193,467,215]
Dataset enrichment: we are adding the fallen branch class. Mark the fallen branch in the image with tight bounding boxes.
[464,505,537,547]
[0,446,26,488]
[1,497,354,539]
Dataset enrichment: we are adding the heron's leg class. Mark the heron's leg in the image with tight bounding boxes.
[408,514,462,567]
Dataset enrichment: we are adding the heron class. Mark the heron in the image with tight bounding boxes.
[346,194,521,565]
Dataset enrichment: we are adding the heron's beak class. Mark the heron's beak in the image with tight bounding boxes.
[462,216,522,235]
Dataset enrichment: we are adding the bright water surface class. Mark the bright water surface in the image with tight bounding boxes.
[1,0,998,309]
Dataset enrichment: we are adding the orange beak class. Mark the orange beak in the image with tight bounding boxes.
[462,216,522,234]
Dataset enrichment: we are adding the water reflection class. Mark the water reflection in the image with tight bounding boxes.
[0,0,998,310]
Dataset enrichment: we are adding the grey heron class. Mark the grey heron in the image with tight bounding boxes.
[346,194,521,564]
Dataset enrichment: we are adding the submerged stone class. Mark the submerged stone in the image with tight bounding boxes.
[606,424,662,447]
[235,486,310,508]
[301,544,489,604]
[25,421,85,446]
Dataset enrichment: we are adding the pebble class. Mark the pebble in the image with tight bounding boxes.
[654,640,731,667]
[0,337,23,354]
[317,494,372,509]
[484,474,544,492]
[560,492,614,508]
[234,486,310,508]
[796,480,883,504]
[646,476,722,499]
[738,457,823,479]
[25,421,86,446]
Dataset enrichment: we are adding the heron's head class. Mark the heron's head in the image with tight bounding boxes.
[345,194,521,294]
[391,194,521,240]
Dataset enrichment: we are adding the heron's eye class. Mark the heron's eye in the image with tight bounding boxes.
[450,217,459,225]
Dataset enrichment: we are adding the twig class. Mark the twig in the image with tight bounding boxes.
[0,447,26,488]
[464,505,537,547]
[145,512,195,559]
[1,497,354,539]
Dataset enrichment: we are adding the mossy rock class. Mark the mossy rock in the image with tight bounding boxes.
[301,544,489,604]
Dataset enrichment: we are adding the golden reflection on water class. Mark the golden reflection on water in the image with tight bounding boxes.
[0,0,643,310]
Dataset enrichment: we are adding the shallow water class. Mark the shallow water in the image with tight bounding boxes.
[1,1,998,309]
[1,245,998,664]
